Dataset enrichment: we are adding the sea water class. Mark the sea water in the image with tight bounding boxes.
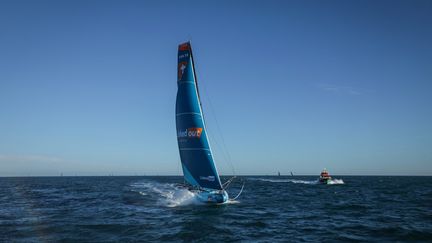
[0,176,431,241]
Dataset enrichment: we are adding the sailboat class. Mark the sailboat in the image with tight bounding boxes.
[175,41,229,204]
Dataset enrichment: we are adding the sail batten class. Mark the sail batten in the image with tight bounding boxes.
[176,42,223,190]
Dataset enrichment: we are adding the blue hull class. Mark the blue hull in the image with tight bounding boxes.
[194,190,229,204]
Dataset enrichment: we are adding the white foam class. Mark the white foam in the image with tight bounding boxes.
[253,178,345,185]
[327,179,344,185]
[255,178,318,185]
[130,181,202,207]
[290,179,318,185]
[226,199,240,204]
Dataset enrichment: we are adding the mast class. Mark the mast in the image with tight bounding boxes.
[188,42,202,104]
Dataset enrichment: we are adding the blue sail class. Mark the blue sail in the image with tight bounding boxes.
[176,42,223,190]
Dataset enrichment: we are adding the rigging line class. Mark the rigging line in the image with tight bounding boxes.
[205,101,234,174]
[176,157,181,177]
[222,176,236,188]
[231,182,245,201]
[205,126,230,170]
[192,44,235,176]
[200,80,236,175]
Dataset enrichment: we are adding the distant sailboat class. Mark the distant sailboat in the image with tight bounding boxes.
[175,42,235,204]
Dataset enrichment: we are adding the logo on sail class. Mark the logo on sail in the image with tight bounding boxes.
[178,61,187,80]
[177,127,203,138]
[200,176,215,182]
[179,43,190,51]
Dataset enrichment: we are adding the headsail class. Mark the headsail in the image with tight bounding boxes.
[176,42,223,190]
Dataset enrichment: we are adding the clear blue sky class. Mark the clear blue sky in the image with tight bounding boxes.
[1,0,431,176]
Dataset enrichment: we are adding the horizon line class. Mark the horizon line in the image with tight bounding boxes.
[1,174,431,178]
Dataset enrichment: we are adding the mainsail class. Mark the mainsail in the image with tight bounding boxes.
[176,42,223,190]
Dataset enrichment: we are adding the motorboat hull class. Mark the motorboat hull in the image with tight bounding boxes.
[319,177,332,184]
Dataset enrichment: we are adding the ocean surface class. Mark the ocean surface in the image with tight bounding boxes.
[0,176,431,242]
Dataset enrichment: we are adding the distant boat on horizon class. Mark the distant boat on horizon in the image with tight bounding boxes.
[319,168,332,184]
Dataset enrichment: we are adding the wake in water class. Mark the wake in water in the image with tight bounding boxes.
[130,180,241,206]
[252,178,344,185]
[130,181,203,207]
[256,178,318,184]
[327,179,344,185]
